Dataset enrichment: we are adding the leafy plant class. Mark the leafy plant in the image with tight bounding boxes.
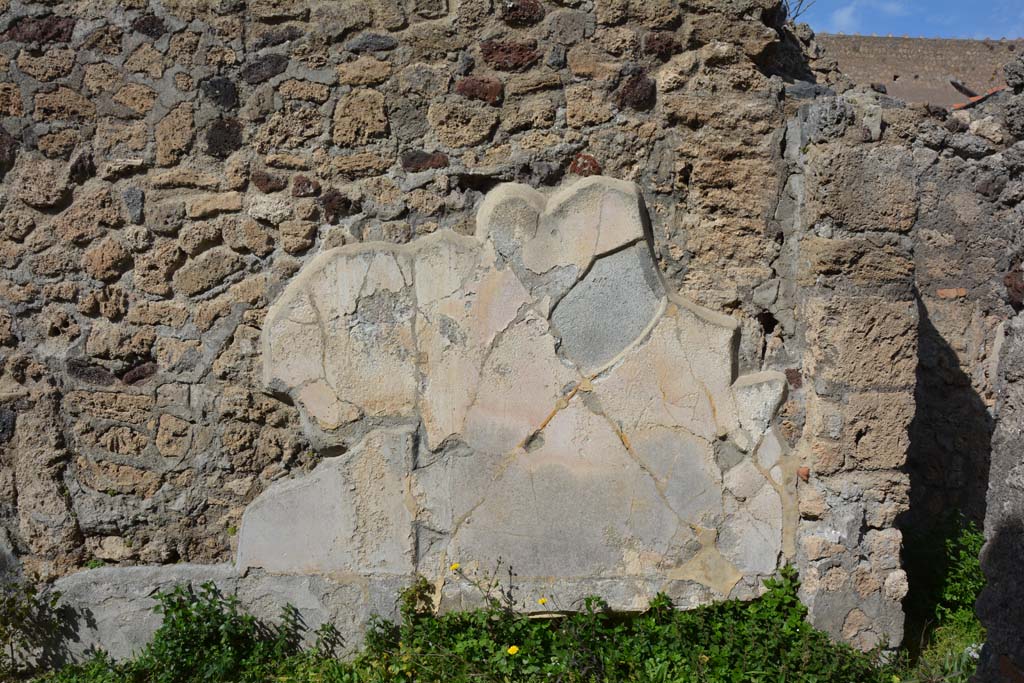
[342,564,895,683]
[40,582,306,683]
[34,556,987,683]
[936,520,985,623]
[898,515,987,683]
[42,651,121,683]
[900,611,984,683]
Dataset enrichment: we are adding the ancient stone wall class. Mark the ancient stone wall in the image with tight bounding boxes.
[975,58,1024,683]
[978,314,1024,682]
[0,0,1020,667]
[816,34,1023,107]
[801,52,1024,672]
[782,102,918,652]
[0,0,803,584]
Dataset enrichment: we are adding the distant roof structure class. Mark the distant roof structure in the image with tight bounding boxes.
[816,34,1024,107]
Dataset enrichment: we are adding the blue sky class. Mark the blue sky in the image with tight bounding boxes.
[799,0,1024,39]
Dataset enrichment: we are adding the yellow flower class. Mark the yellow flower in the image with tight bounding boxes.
[449,562,460,572]
[537,597,548,606]
[891,677,901,683]
[698,654,710,665]
[507,645,520,656]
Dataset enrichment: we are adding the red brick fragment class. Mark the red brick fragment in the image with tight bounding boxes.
[292,175,321,197]
[320,189,354,223]
[501,0,545,27]
[251,170,287,193]
[401,150,449,172]
[569,153,602,177]
[3,15,75,43]
[455,77,504,105]
[480,39,540,72]
[1005,270,1024,308]
[643,32,681,60]
[616,73,656,111]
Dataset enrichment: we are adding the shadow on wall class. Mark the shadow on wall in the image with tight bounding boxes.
[907,296,994,528]
[900,295,994,648]
[976,519,1024,680]
[24,601,91,675]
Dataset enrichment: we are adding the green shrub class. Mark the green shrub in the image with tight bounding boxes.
[131,583,301,683]
[282,565,896,683]
[42,651,121,683]
[900,610,984,683]
[43,583,304,683]
[897,515,987,683]
[904,515,986,638]
[935,519,985,624]
[35,547,991,683]
[40,566,898,683]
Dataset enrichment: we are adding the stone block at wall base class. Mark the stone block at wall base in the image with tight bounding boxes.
[49,565,406,664]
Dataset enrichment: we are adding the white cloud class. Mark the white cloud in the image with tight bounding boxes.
[875,0,910,16]
[830,2,861,32]
[823,0,914,34]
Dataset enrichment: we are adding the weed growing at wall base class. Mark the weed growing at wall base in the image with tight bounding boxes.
[36,567,900,683]
[897,516,986,683]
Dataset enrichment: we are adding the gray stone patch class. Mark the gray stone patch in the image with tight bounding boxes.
[712,440,745,473]
[977,314,1024,680]
[439,315,466,345]
[0,528,16,576]
[121,187,144,225]
[551,242,665,371]
[49,565,403,664]
[51,564,239,662]
[345,33,399,53]
[803,97,854,143]
[545,9,593,46]
[0,408,15,443]
[355,288,415,328]
[236,428,416,575]
[516,263,579,310]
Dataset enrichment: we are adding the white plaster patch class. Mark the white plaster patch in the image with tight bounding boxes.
[253,177,795,606]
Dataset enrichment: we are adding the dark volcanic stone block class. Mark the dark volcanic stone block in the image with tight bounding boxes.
[240,54,289,84]
[480,40,540,72]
